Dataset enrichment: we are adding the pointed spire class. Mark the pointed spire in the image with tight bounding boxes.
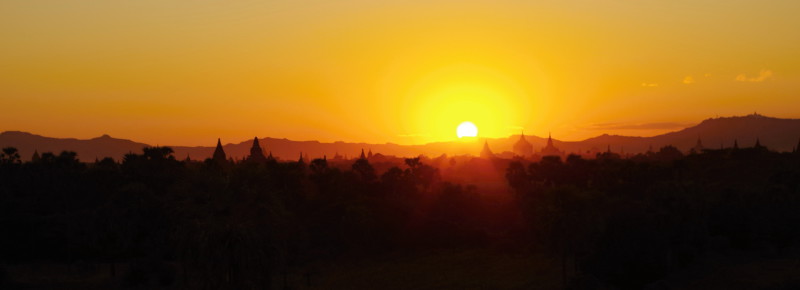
[513,130,533,157]
[360,148,366,159]
[213,138,226,163]
[298,152,305,163]
[541,132,560,156]
[367,149,373,159]
[754,137,762,148]
[796,137,800,153]
[31,150,40,162]
[733,139,739,149]
[692,137,704,153]
[248,136,267,163]
[480,140,494,158]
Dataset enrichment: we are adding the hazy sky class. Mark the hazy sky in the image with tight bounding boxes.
[2,0,799,145]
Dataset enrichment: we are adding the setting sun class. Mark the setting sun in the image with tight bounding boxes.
[456,121,478,138]
[2,1,800,288]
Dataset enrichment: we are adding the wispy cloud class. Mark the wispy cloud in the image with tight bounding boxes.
[736,69,773,82]
[683,76,695,84]
[641,82,658,87]
[398,133,426,138]
[586,122,692,131]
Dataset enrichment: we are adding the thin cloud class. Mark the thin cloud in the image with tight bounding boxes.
[586,122,692,131]
[641,82,658,87]
[736,69,773,82]
[683,76,695,84]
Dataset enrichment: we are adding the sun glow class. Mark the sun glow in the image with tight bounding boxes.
[456,121,478,138]
[401,66,536,143]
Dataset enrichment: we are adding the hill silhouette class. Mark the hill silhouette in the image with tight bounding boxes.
[0,131,149,162]
[2,114,799,161]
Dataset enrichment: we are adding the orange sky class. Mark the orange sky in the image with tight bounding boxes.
[2,0,799,146]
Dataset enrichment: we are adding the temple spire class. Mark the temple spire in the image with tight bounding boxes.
[247,136,267,163]
[513,130,533,157]
[691,137,704,154]
[541,133,561,156]
[360,148,366,159]
[796,137,800,153]
[212,138,226,164]
[480,140,494,159]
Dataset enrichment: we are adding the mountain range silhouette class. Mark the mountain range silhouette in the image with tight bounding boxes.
[2,114,799,161]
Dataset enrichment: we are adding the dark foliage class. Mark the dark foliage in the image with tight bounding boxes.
[506,146,800,289]
[1,145,799,289]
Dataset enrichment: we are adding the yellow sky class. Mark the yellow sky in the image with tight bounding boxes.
[2,0,799,146]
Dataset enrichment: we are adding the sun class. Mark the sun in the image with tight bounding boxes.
[456,121,478,138]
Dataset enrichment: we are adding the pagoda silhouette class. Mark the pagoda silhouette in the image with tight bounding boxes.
[247,137,268,163]
[540,133,562,156]
[513,131,534,157]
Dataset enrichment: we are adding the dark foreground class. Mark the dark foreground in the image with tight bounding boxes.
[1,145,800,289]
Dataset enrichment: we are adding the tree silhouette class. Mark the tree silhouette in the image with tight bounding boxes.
[0,147,20,165]
[351,158,376,182]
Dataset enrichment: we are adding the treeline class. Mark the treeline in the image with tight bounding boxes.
[0,147,490,289]
[506,146,800,289]
[1,145,800,289]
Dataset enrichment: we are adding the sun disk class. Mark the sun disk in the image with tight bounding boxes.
[456,121,478,138]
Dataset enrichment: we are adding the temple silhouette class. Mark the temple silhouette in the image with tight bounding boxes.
[480,140,494,159]
[247,137,268,163]
[540,133,562,156]
[513,131,533,157]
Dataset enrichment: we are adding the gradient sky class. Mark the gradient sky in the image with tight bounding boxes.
[2,0,799,146]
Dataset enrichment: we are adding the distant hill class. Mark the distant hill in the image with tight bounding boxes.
[2,114,799,161]
[560,114,800,154]
[0,131,149,162]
